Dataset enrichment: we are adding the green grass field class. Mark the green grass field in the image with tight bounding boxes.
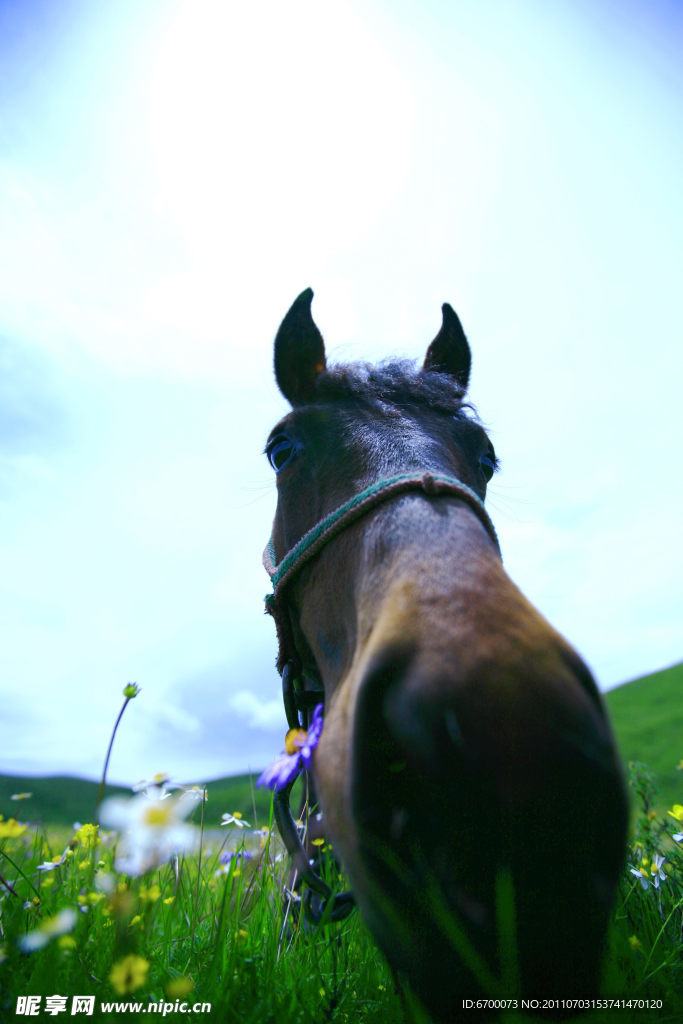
[0,663,681,1023]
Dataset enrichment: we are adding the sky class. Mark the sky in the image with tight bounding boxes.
[1,0,681,787]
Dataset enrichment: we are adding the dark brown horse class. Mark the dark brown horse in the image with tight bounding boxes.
[263,289,628,1020]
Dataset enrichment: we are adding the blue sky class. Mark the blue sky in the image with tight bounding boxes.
[1,0,681,786]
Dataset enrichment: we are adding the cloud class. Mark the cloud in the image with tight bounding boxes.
[226,691,287,731]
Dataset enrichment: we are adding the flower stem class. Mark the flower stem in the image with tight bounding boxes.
[97,684,140,813]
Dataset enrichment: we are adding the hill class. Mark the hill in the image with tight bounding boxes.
[604,660,682,812]
[0,771,274,831]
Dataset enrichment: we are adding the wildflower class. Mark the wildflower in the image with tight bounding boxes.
[0,817,27,839]
[36,853,68,872]
[19,908,77,952]
[73,823,99,848]
[99,790,199,876]
[667,804,683,824]
[650,853,666,887]
[630,854,667,890]
[221,812,250,829]
[109,953,149,995]
[257,704,324,791]
[139,883,161,903]
[216,849,254,877]
[10,792,32,802]
[58,935,76,952]
[182,785,207,802]
[166,976,194,999]
[129,914,142,927]
[132,773,180,800]
[628,935,642,951]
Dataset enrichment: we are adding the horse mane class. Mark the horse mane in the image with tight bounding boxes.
[309,359,477,421]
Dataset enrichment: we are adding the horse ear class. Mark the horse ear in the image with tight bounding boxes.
[274,288,327,406]
[422,303,471,391]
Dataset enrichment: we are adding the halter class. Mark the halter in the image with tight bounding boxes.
[262,470,501,922]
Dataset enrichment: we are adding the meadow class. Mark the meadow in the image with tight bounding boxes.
[0,666,681,1023]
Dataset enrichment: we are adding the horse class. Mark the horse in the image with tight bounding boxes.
[262,289,628,1021]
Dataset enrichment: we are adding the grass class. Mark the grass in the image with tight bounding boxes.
[605,662,683,813]
[0,668,681,1023]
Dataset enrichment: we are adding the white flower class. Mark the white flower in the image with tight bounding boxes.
[36,851,68,872]
[132,773,180,800]
[650,853,666,888]
[99,791,199,876]
[220,812,250,829]
[630,853,667,891]
[19,908,77,952]
[181,785,208,802]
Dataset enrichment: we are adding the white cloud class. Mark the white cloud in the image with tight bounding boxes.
[227,690,287,731]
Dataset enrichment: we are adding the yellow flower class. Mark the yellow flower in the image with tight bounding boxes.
[163,896,175,905]
[0,817,27,839]
[628,935,642,951]
[73,823,99,849]
[78,891,104,907]
[139,884,161,903]
[58,935,77,952]
[129,914,142,927]
[109,954,149,995]
[667,804,683,823]
[165,977,194,999]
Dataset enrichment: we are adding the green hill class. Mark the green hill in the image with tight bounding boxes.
[604,660,682,812]
[0,772,274,831]
[2,661,680,830]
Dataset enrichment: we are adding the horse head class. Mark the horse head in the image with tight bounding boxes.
[263,289,628,1020]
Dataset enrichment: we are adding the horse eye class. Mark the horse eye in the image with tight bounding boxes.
[479,454,497,483]
[267,437,298,473]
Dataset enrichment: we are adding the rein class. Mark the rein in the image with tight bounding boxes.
[263,470,500,922]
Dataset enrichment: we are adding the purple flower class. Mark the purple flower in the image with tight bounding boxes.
[257,704,324,791]
[219,849,254,866]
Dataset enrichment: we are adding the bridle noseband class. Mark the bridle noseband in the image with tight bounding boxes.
[263,470,500,923]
